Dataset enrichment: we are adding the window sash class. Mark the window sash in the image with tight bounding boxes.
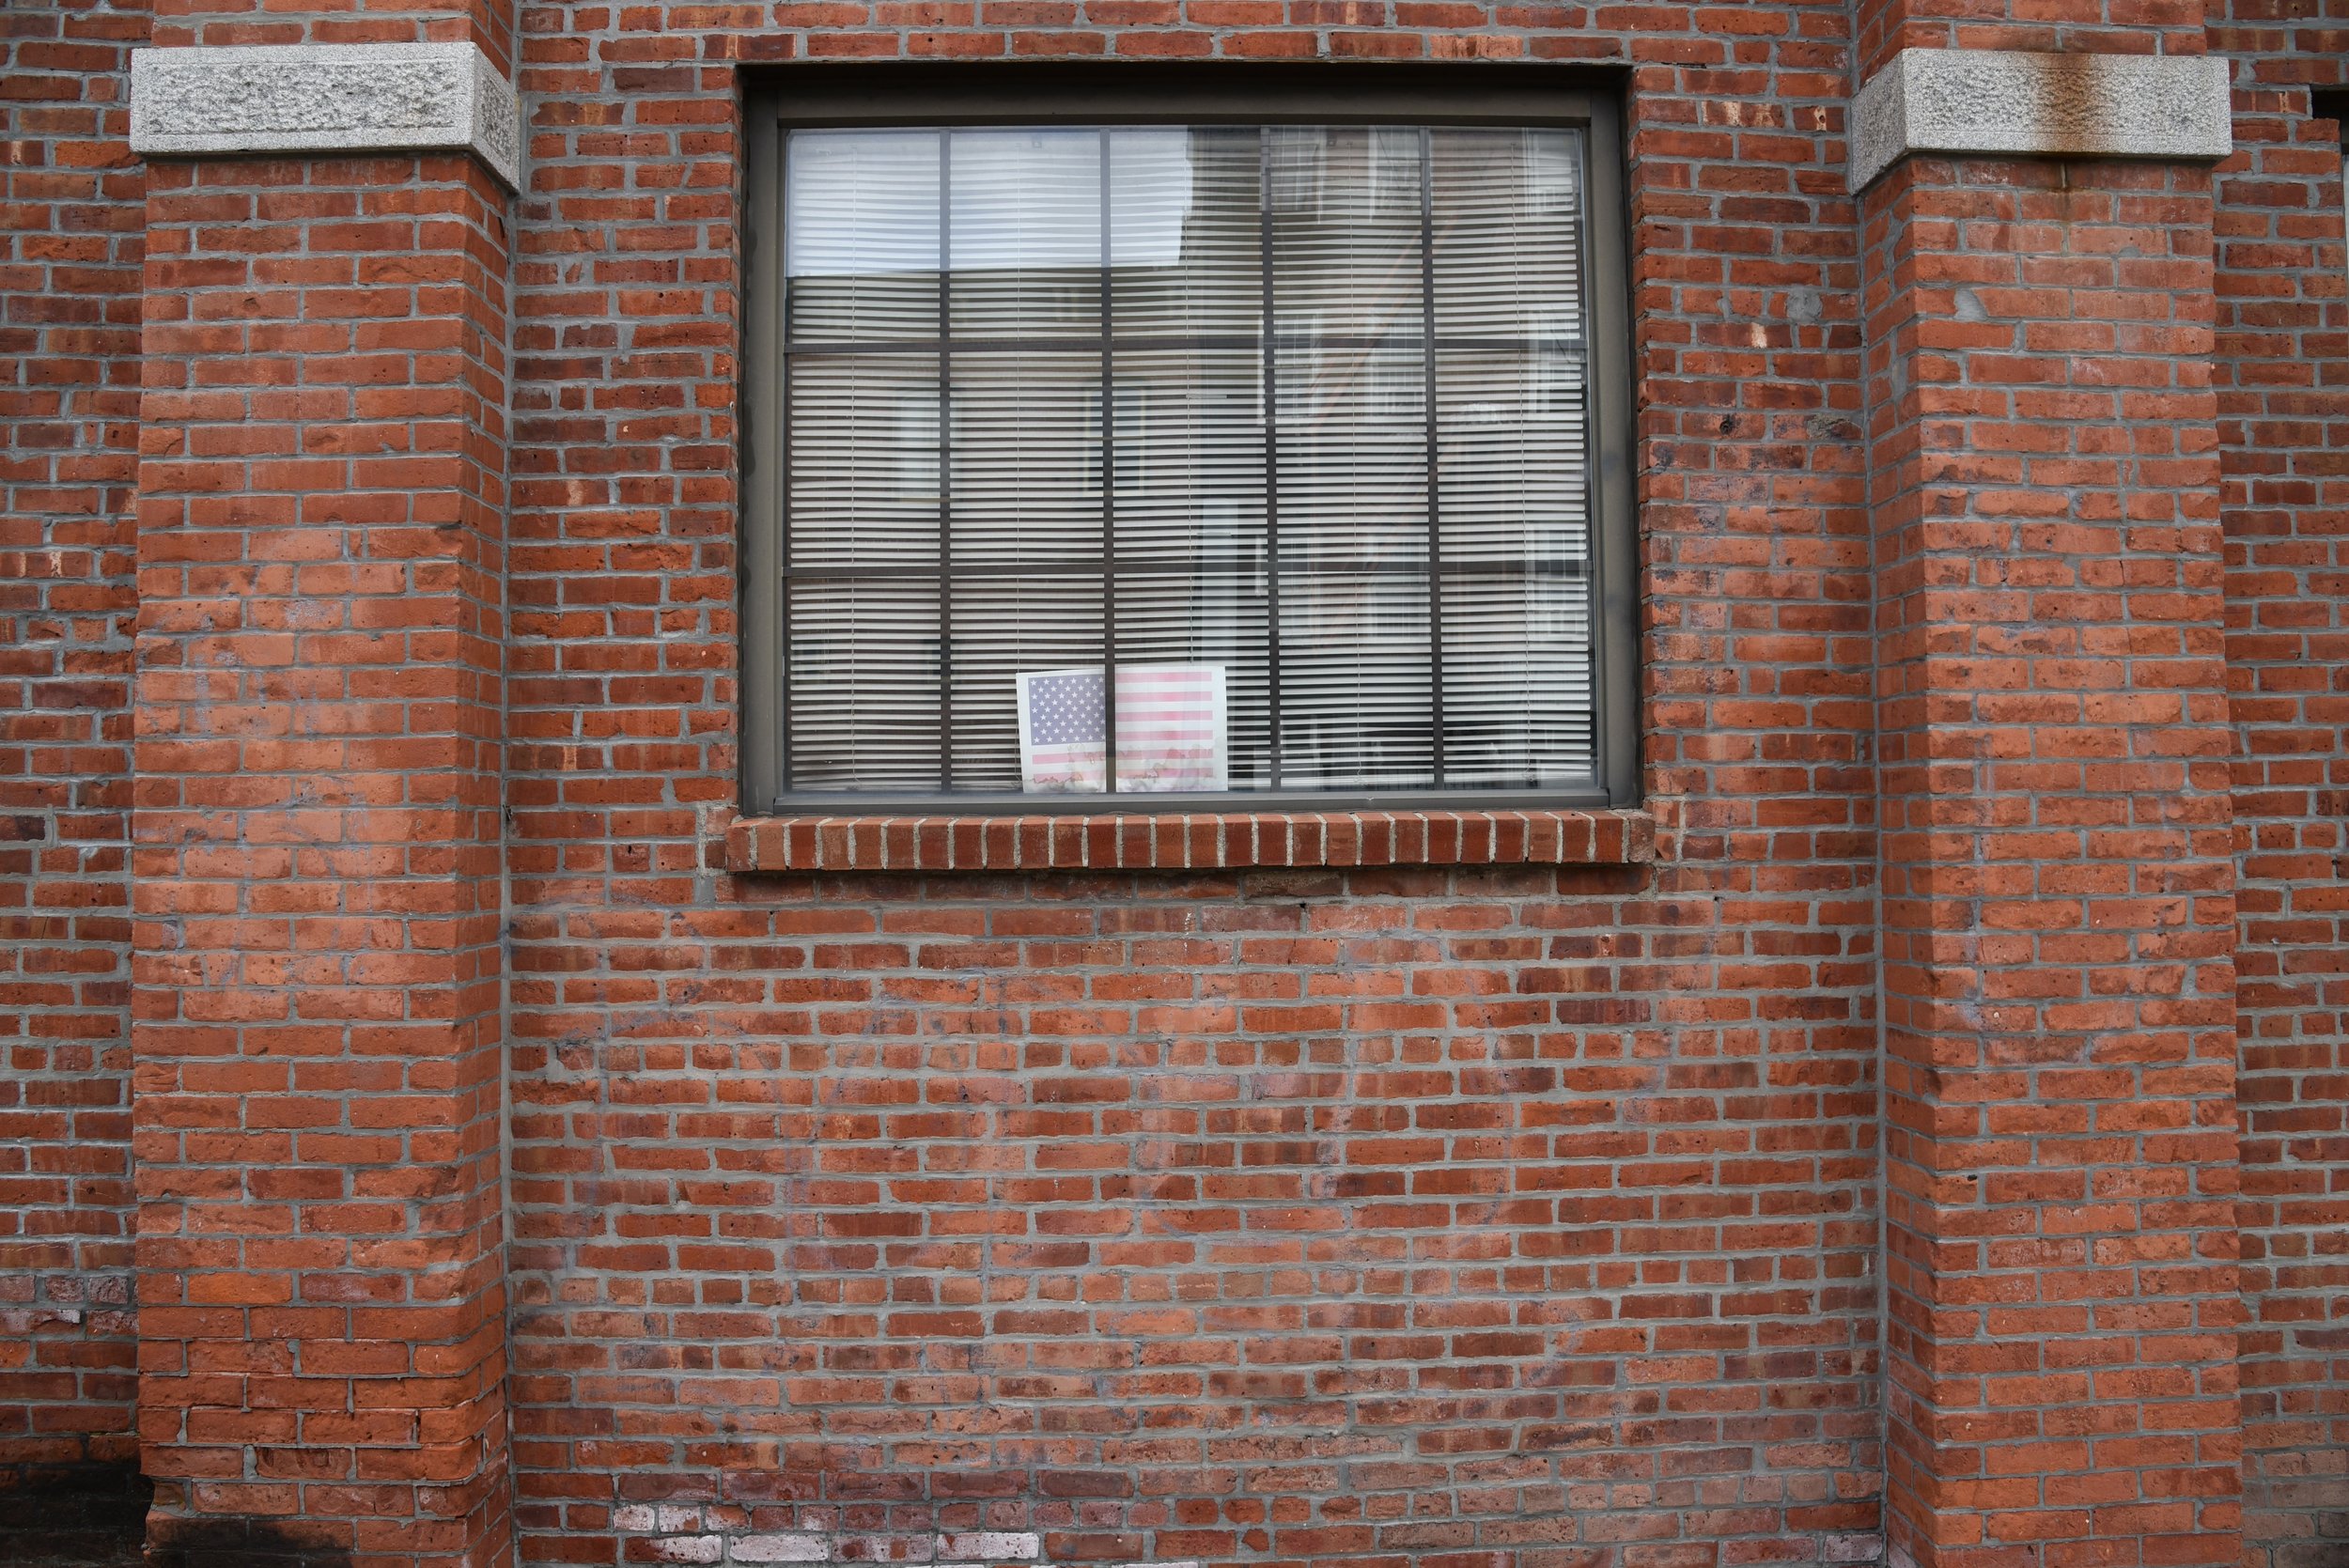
[740,76,1636,814]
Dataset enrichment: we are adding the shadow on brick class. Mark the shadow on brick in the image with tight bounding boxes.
[0,1463,149,1567]
[146,1517,353,1568]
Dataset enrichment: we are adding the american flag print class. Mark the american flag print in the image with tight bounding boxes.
[1018,668,1108,793]
[1016,664,1228,795]
[1112,663,1228,793]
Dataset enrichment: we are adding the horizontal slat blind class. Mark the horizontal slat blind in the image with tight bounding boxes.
[1428,128,1593,785]
[786,579,941,789]
[786,131,940,341]
[786,352,940,567]
[950,353,1099,566]
[778,123,1597,799]
[949,130,1101,338]
[947,577,1104,791]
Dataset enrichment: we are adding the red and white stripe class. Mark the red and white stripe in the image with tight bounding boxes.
[1113,663,1226,793]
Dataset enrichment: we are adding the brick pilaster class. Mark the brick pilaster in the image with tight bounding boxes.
[0,0,146,1496]
[1860,136,2245,1568]
[130,143,512,1566]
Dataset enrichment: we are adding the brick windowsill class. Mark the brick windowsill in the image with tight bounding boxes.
[725,807,1657,875]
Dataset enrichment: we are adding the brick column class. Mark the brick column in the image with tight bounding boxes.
[2206,67,2349,1568]
[128,23,516,1562]
[0,0,145,1504]
[1855,30,2246,1568]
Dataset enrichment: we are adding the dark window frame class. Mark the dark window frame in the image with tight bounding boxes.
[741,64,1638,815]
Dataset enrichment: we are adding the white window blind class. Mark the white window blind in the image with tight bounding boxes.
[779,123,1596,798]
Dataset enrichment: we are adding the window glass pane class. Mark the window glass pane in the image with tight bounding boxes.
[786,130,941,342]
[1115,572,1270,792]
[949,130,1102,338]
[1436,346,1587,563]
[1441,571,1594,787]
[947,577,1106,792]
[1112,129,1261,336]
[950,352,1100,567]
[786,352,940,567]
[1276,337,1426,567]
[1432,128,1582,341]
[1269,127,1423,337]
[787,579,941,791]
[1111,348,1265,564]
[1280,570,1434,789]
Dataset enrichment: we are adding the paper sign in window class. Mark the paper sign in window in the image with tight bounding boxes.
[1016,665,1229,795]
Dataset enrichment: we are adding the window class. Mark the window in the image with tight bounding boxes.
[742,70,1633,812]
[2328,91,2349,286]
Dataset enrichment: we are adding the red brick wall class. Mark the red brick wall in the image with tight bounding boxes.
[2,5,2346,1568]
[506,864,1885,1566]
[501,16,1885,1568]
[143,3,513,76]
[0,0,146,1491]
[1851,0,2211,94]
[2206,12,2349,1568]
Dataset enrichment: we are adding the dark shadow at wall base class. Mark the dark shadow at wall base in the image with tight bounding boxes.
[144,1519,352,1568]
[0,1463,150,1567]
[0,1467,355,1568]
